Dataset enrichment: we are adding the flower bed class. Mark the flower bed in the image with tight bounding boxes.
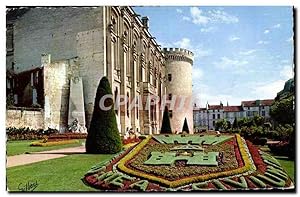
[6,127,58,141]
[83,134,294,191]
[30,139,79,147]
[48,133,87,141]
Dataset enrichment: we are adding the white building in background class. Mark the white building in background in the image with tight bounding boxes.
[207,103,224,130]
[193,105,208,131]
[223,106,244,124]
[241,100,273,118]
[193,99,274,131]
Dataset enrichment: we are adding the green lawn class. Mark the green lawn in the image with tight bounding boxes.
[276,157,295,182]
[7,153,115,192]
[6,140,85,156]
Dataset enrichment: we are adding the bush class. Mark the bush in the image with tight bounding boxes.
[85,77,122,154]
[252,137,267,146]
[6,127,58,141]
[182,118,190,133]
[160,106,172,134]
[232,117,238,129]
[268,141,289,156]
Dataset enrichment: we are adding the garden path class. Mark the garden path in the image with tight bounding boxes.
[7,145,85,168]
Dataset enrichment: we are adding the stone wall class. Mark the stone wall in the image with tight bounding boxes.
[11,7,106,129]
[6,109,44,130]
[13,7,104,72]
[76,27,106,127]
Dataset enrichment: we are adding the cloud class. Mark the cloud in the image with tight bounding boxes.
[190,7,210,25]
[173,38,191,49]
[281,59,289,64]
[193,48,212,58]
[208,9,239,24]
[176,8,182,13]
[193,86,249,107]
[251,80,286,99]
[214,56,248,70]
[264,29,270,34]
[192,67,204,81]
[182,16,191,21]
[187,7,239,26]
[257,40,269,45]
[173,37,211,58]
[272,24,281,28]
[239,49,256,55]
[286,36,293,42]
[280,65,294,79]
[229,35,240,42]
[200,26,216,33]
[250,65,294,99]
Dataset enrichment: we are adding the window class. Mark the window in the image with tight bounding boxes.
[168,93,172,100]
[213,114,215,119]
[169,110,173,118]
[114,88,118,115]
[262,111,265,116]
[213,121,215,126]
[136,99,139,119]
[217,114,220,119]
[127,92,130,117]
[262,106,265,109]
[168,74,172,82]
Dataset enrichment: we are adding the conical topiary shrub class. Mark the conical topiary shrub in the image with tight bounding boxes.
[160,106,172,134]
[182,118,189,133]
[233,117,238,129]
[85,77,122,154]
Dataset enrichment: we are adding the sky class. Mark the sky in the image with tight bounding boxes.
[133,6,294,107]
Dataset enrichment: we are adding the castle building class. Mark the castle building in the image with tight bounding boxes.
[6,6,194,135]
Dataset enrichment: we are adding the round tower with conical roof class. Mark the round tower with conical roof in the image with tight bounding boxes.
[163,48,194,134]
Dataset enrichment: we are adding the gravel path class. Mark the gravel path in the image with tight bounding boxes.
[7,145,86,168]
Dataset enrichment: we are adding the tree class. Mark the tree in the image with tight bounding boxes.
[238,117,253,127]
[85,77,122,154]
[226,120,231,130]
[182,118,190,133]
[270,96,294,125]
[253,115,265,126]
[233,117,238,129]
[215,119,227,131]
[160,106,172,134]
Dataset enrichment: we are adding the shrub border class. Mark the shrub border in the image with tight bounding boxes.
[118,134,255,188]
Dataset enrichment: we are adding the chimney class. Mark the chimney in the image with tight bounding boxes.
[41,54,51,65]
[141,16,149,29]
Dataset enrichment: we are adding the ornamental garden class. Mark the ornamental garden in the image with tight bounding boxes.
[82,77,294,192]
[83,134,294,191]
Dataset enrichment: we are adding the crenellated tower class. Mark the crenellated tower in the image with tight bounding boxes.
[163,48,194,134]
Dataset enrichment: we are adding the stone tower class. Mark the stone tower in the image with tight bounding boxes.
[163,48,194,134]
